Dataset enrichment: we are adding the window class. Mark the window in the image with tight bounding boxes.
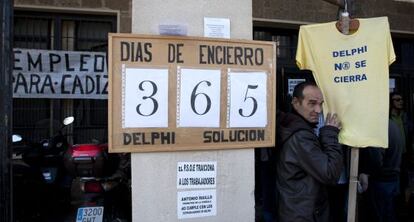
[254,28,298,61]
[14,16,51,49]
[13,10,116,143]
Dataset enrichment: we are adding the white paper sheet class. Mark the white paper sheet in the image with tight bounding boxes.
[177,161,217,189]
[204,17,230,39]
[177,189,217,219]
[123,68,169,128]
[178,68,221,127]
[288,79,306,96]
[228,71,267,128]
[389,78,395,92]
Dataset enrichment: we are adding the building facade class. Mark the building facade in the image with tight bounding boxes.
[9,0,414,221]
[13,0,414,144]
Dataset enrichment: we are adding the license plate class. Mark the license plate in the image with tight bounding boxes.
[76,207,104,222]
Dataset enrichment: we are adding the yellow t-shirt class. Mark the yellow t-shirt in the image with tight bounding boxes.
[296,17,396,148]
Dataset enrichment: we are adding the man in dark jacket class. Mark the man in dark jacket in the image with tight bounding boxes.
[359,116,404,222]
[389,92,413,201]
[275,82,343,222]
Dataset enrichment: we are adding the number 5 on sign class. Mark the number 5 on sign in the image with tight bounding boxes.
[178,68,221,127]
[228,72,267,128]
[123,68,169,128]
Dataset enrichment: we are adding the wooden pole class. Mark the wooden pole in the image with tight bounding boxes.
[347,148,359,222]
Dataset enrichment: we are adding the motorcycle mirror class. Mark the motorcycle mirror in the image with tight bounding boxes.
[12,134,22,143]
[63,116,75,126]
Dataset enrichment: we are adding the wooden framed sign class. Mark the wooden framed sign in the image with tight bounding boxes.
[108,33,276,153]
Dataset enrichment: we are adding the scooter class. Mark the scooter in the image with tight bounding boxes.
[64,142,131,222]
[36,116,73,184]
[12,134,45,222]
[12,116,74,221]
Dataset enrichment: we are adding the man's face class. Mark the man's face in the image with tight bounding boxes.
[292,86,323,123]
[392,94,404,110]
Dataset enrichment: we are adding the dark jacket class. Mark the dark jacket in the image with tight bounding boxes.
[391,111,413,153]
[360,119,404,181]
[275,112,343,222]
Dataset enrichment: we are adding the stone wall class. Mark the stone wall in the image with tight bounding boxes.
[356,0,414,32]
[15,0,414,33]
[15,0,132,33]
[253,0,339,24]
[253,0,414,32]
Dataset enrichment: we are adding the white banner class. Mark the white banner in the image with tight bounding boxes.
[13,48,108,99]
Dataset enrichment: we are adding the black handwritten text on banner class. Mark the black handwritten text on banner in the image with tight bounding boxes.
[13,48,108,99]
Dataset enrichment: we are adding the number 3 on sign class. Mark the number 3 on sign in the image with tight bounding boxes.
[228,72,267,128]
[178,69,221,127]
[123,68,169,128]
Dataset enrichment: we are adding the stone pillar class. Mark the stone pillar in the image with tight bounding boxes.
[0,0,13,221]
[130,1,254,221]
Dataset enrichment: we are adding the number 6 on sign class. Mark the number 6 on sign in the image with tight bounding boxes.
[123,68,169,128]
[228,72,267,128]
[178,68,221,127]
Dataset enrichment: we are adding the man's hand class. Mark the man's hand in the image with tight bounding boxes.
[359,173,369,192]
[325,113,342,129]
